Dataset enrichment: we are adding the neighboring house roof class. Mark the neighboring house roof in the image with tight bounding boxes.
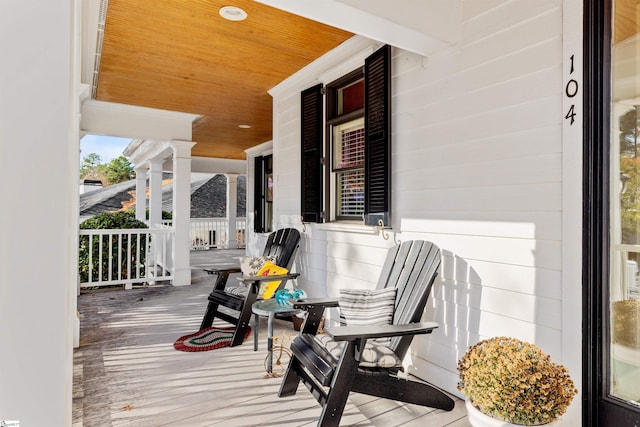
[79,179,137,216]
[79,173,246,218]
[188,174,246,218]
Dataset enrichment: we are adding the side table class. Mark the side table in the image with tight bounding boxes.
[251,298,300,374]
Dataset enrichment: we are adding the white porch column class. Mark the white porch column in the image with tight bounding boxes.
[226,174,238,249]
[148,158,163,227]
[135,166,147,222]
[171,140,196,286]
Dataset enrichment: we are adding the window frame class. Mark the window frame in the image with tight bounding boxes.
[584,0,640,424]
[326,69,365,221]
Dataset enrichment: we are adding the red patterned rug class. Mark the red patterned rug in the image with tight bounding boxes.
[173,326,251,352]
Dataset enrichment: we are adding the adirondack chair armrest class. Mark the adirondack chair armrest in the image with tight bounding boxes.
[292,298,340,310]
[292,298,340,335]
[325,322,439,342]
[238,272,300,283]
[202,265,242,291]
[203,265,242,275]
[239,273,300,293]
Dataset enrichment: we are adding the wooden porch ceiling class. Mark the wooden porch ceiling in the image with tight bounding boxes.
[97,0,353,160]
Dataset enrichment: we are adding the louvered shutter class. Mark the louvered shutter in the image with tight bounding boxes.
[300,84,324,223]
[254,156,264,232]
[364,45,391,227]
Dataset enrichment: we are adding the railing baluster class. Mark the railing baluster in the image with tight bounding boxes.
[98,234,103,282]
[87,233,93,284]
[117,233,123,281]
[135,232,140,281]
[127,232,132,281]
[107,233,113,282]
[123,233,130,290]
[162,231,167,276]
[148,231,154,281]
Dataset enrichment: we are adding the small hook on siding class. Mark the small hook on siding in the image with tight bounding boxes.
[378,219,389,240]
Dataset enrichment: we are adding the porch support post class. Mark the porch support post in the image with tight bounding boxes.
[135,166,147,222]
[148,158,163,227]
[171,140,196,286]
[226,174,238,249]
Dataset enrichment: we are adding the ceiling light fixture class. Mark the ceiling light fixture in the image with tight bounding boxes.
[238,124,251,129]
[219,6,247,21]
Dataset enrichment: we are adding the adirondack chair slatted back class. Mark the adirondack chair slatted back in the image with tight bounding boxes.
[375,240,441,357]
[263,228,301,271]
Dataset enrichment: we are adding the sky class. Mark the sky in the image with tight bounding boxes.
[80,134,132,164]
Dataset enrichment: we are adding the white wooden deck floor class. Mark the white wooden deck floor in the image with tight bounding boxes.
[73,249,470,427]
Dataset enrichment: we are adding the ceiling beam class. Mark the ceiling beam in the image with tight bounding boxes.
[254,0,459,57]
[81,100,201,142]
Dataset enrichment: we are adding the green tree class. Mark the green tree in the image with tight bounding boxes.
[80,152,106,181]
[104,155,135,185]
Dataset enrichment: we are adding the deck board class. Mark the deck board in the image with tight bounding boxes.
[73,249,471,427]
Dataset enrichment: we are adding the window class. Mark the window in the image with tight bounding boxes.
[333,119,365,218]
[300,44,391,226]
[328,72,365,220]
[254,154,273,233]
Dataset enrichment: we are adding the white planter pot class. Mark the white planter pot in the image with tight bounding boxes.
[465,400,559,427]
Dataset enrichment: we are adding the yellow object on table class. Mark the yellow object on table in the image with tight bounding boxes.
[256,261,288,299]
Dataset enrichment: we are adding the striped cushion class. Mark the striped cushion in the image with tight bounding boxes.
[339,287,396,327]
[314,333,402,368]
[339,287,396,346]
[225,286,248,297]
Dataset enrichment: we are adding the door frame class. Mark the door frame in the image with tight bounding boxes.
[583,0,640,424]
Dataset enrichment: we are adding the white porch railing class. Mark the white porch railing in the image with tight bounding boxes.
[79,228,174,289]
[79,218,246,290]
[192,218,247,249]
[161,218,247,250]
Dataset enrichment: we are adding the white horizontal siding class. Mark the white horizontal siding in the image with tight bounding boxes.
[267,0,565,399]
[399,211,561,240]
[395,125,561,170]
[396,97,561,150]
[440,255,563,299]
[463,0,561,45]
[396,183,562,213]
[398,153,561,190]
[434,279,563,329]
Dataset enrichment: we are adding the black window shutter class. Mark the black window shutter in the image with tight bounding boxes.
[364,45,391,227]
[300,83,324,223]
[254,156,265,232]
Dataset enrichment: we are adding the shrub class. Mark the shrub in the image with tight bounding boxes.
[458,336,577,425]
[79,211,149,283]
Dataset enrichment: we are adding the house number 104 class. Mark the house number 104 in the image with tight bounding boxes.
[565,54,578,125]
